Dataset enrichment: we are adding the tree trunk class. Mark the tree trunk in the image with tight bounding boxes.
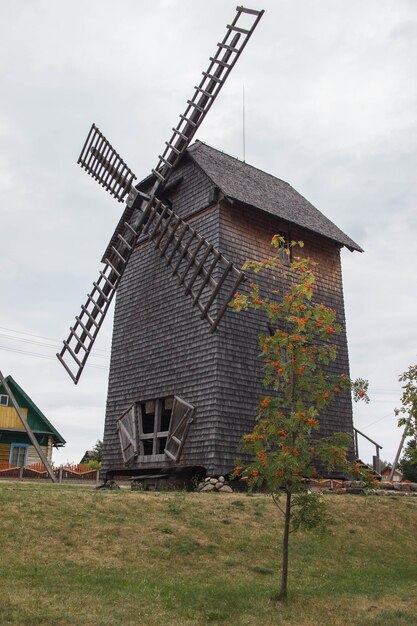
[279,490,291,599]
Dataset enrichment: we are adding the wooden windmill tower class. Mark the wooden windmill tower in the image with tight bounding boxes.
[58,6,362,481]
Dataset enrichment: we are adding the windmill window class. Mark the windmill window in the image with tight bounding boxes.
[116,396,195,464]
[277,230,292,264]
[0,394,8,406]
[137,397,174,457]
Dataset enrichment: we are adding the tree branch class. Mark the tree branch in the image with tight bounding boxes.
[271,493,284,514]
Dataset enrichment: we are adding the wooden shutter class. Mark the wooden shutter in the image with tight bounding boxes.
[164,396,195,462]
[117,404,138,463]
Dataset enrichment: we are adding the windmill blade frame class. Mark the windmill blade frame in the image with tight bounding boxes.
[57,5,264,384]
[78,124,138,203]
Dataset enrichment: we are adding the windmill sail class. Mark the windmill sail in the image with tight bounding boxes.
[57,5,264,383]
[78,124,137,203]
[150,6,265,188]
[142,200,245,331]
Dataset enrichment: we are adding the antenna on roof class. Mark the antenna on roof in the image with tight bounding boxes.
[242,84,246,162]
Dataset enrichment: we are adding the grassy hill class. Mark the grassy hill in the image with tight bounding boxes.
[1,482,416,625]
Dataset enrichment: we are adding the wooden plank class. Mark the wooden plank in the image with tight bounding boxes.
[148,202,168,240]
[210,270,245,332]
[137,403,144,456]
[178,238,204,286]
[159,217,181,256]
[154,211,175,247]
[153,400,162,455]
[171,230,196,276]
[184,243,213,295]
[192,251,220,305]
[200,261,232,319]
[165,223,189,264]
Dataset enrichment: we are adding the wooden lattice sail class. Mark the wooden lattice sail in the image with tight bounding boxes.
[57,6,264,383]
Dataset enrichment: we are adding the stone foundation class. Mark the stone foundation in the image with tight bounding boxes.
[198,476,233,493]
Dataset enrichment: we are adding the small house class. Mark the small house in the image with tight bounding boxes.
[0,375,65,467]
[381,465,403,483]
[80,450,95,464]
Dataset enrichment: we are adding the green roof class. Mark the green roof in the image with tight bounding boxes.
[0,375,66,446]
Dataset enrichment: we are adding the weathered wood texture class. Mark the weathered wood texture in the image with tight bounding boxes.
[102,149,355,476]
[0,407,28,429]
[213,201,353,474]
[103,210,221,472]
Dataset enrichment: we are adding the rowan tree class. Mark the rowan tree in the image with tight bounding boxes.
[396,364,417,480]
[395,364,417,443]
[399,439,417,482]
[231,235,369,599]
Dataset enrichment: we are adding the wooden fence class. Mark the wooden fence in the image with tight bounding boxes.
[0,461,99,483]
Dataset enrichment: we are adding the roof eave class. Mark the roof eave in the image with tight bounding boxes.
[225,195,363,253]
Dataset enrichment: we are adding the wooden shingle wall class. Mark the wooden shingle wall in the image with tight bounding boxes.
[103,157,355,476]
[159,157,215,223]
[102,160,223,474]
[212,200,354,475]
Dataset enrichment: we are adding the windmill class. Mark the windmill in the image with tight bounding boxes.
[57,6,264,386]
[57,5,361,481]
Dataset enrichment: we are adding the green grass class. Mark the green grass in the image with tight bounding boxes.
[0,482,416,625]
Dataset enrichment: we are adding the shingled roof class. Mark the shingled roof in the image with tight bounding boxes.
[187,141,362,252]
[103,140,362,262]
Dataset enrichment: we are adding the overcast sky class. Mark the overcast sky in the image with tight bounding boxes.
[1,0,416,466]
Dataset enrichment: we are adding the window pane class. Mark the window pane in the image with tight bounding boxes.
[143,439,153,455]
[164,397,173,411]
[136,396,177,458]
[277,230,291,263]
[142,412,154,434]
[160,405,171,432]
[158,437,167,454]
[11,446,26,466]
